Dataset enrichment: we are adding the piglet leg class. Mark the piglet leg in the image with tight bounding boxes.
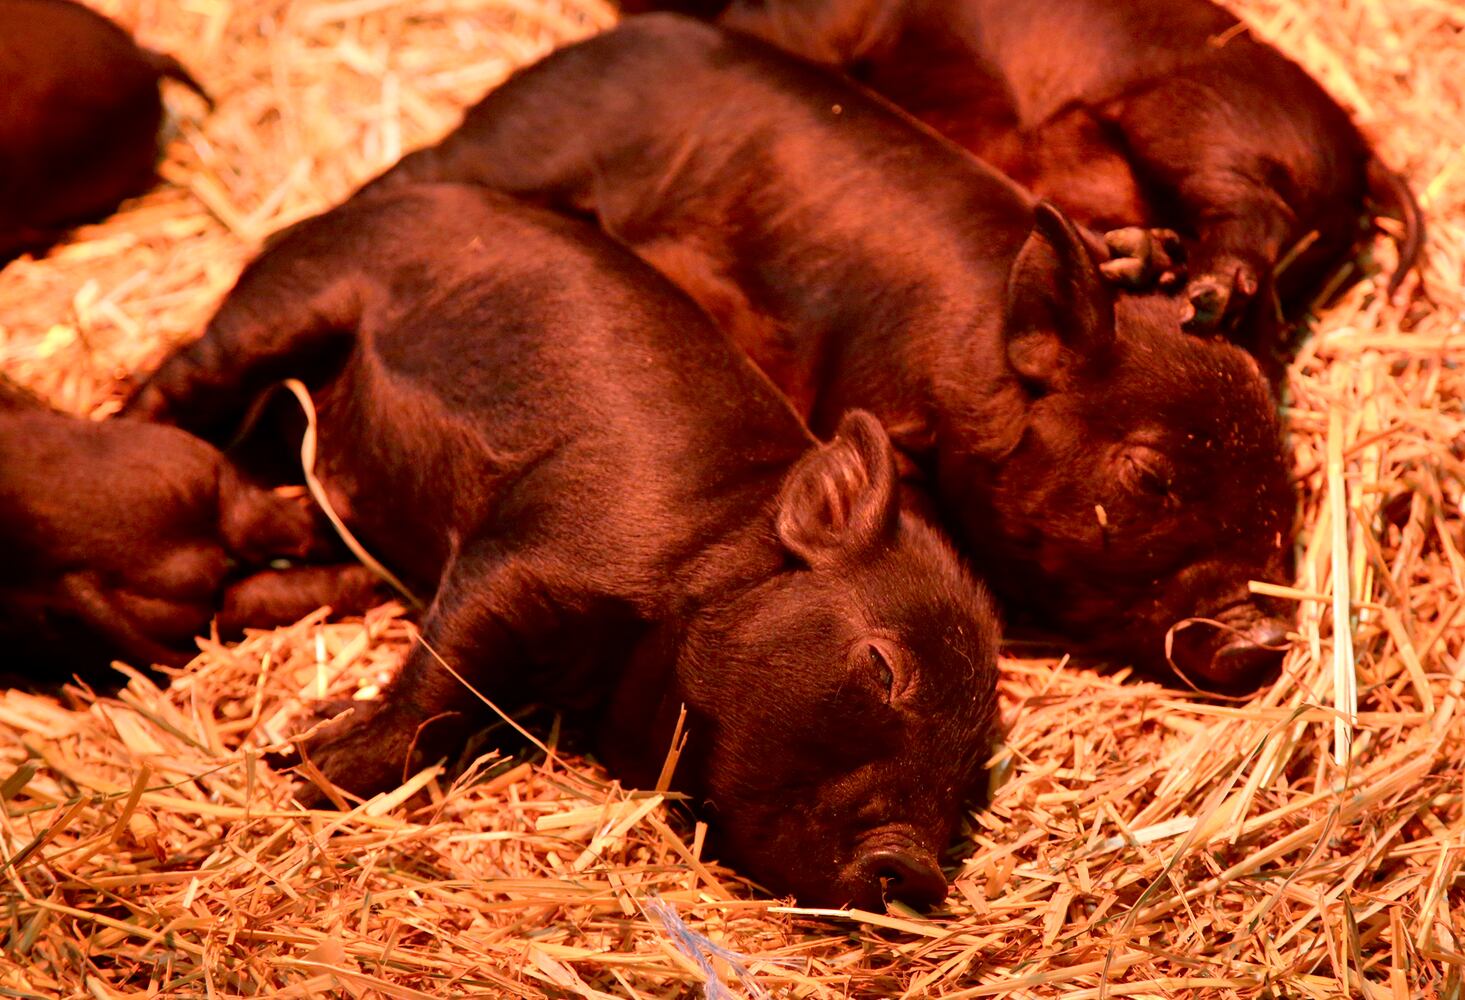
[53,573,202,671]
[1100,71,1298,344]
[214,459,334,563]
[1098,226,1186,291]
[122,265,363,443]
[218,564,382,636]
[281,547,550,803]
[1177,240,1268,332]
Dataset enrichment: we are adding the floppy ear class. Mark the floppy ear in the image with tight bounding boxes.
[776,409,899,565]
[1004,200,1116,388]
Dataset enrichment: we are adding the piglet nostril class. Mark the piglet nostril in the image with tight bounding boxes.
[1170,611,1293,691]
[862,848,948,910]
[1247,619,1292,651]
[1207,620,1291,688]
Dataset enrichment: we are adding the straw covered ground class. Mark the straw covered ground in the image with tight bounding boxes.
[1,0,1462,995]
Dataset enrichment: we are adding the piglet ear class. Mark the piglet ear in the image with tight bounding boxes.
[1004,200,1116,388]
[776,410,899,565]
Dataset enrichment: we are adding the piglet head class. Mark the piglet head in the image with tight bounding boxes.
[943,201,1296,689]
[667,410,1000,910]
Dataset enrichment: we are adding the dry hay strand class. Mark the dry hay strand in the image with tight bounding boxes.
[0,0,1462,995]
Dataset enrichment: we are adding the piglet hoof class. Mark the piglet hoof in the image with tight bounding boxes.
[1151,229,1188,292]
[1098,255,1149,287]
[1100,227,1186,291]
[269,699,413,807]
[1181,277,1229,330]
[1181,260,1259,332]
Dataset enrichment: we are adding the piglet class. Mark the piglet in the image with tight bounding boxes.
[123,184,1001,910]
[0,377,377,684]
[357,15,1297,690]
[0,0,211,264]
[619,0,1423,351]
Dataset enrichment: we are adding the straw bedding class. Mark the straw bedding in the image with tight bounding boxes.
[0,0,1461,995]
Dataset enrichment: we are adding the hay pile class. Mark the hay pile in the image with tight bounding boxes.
[1,0,1461,995]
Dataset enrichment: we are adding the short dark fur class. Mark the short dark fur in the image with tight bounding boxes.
[124,185,1001,910]
[0,377,375,684]
[353,16,1296,688]
[0,0,211,265]
[618,0,1424,348]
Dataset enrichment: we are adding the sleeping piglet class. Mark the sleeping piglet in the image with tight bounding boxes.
[0,0,211,264]
[123,184,1002,911]
[357,15,1297,690]
[618,0,1424,352]
[0,377,377,684]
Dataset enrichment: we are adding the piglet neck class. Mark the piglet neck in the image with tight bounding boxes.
[676,515,789,614]
[598,619,700,791]
[927,308,1028,468]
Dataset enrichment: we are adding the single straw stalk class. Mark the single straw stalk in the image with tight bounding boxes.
[1327,402,1359,765]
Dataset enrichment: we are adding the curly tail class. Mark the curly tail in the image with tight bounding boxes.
[140,47,215,111]
[1365,155,1424,299]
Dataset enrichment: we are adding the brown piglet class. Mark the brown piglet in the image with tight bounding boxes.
[124,184,1002,911]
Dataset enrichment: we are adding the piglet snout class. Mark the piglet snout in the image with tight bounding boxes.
[1213,618,1291,678]
[1171,610,1292,690]
[850,840,947,910]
